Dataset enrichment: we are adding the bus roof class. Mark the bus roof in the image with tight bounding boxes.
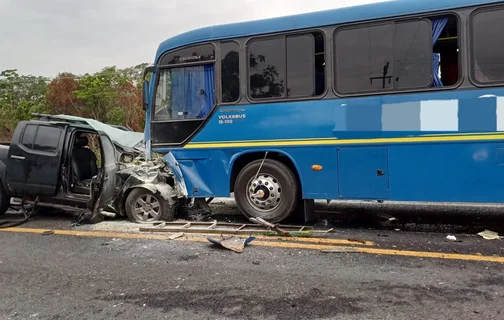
[155,0,502,63]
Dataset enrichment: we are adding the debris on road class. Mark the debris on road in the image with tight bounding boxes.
[250,216,334,237]
[320,247,358,253]
[207,236,255,253]
[249,217,290,236]
[139,220,333,237]
[71,209,95,227]
[376,212,399,222]
[250,217,285,233]
[477,230,502,240]
[347,238,367,245]
[168,233,184,240]
[446,235,457,242]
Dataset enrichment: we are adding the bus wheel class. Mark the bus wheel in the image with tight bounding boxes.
[234,159,298,223]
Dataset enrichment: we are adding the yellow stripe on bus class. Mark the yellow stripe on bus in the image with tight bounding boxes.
[184,134,504,149]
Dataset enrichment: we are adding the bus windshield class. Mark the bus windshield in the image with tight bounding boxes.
[153,65,215,121]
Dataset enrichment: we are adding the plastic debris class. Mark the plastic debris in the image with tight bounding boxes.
[376,212,399,222]
[446,235,457,241]
[477,230,502,240]
[168,233,184,240]
[207,236,255,253]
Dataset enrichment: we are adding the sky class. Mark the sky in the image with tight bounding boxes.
[0,0,382,78]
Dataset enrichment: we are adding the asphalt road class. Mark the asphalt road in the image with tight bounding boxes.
[1,200,504,319]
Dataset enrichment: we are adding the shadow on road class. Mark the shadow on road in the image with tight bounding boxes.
[210,200,504,235]
[3,199,504,235]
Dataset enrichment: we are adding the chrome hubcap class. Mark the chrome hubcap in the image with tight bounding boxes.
[133,194,160,222]
[246,174,282,212]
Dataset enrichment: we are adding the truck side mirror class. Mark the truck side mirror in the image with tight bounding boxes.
[142,80,149,111]
[120,152,135,164]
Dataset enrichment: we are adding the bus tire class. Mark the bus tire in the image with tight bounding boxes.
[125,188,174,223]
[0,182,10,217]
[234,159,299,223]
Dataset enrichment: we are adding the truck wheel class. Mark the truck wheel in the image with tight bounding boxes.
[234,159,299,223]
[125,188,174,223]
[0,183,10,217]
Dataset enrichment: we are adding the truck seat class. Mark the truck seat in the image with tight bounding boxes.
[71,136,98,187]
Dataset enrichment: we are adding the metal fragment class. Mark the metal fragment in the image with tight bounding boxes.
[207,236,255,253]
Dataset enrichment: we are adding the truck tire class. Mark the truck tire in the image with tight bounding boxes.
[0,182,10,217]
[125,188,174,223]
[234,159,299,223]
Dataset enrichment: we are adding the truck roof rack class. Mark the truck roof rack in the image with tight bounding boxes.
[31,113,134,131]
[31,113,83,124]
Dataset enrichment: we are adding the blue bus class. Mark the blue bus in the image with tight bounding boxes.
[141,0,504,223]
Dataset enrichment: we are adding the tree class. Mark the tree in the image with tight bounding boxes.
[0,69,48,140]
[0,63,149,141]
[46,72,82,115]
[74,66,145,130]
[115,80,144,131]
[120,63,149,89]
[248,54,285,98]
[74,66,123,121]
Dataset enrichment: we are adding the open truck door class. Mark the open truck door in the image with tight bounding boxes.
[90,132,119,219]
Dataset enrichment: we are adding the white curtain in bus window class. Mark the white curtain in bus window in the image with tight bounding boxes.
[472,8,504,84]
[154,66,215,121]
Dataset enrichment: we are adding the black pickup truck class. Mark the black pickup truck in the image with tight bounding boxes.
[0,114,178,223]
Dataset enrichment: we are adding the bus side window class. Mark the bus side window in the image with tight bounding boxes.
[471,7,504,84]
[247,31,325,100]
[221,42,240,103]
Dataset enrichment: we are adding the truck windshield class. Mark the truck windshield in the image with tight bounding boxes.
[153,66,215,121]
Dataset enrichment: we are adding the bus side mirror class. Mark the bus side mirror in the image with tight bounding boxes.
[142,80,149,111]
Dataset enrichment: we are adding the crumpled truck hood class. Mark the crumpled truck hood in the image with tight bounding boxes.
[52,114,188,198]
[52,114,145,150]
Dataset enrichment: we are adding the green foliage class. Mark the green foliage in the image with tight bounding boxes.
[0,63,150,140]
[120,63,149,89]
[0,69,48,140]
[106,106,126,126]
[74,66,124,121]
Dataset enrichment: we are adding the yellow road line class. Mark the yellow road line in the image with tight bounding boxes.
[0,227,372,246]
[350,247,504,264]
[1,227,178,241]
[251,235,374,246]
[2,227,503,263]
